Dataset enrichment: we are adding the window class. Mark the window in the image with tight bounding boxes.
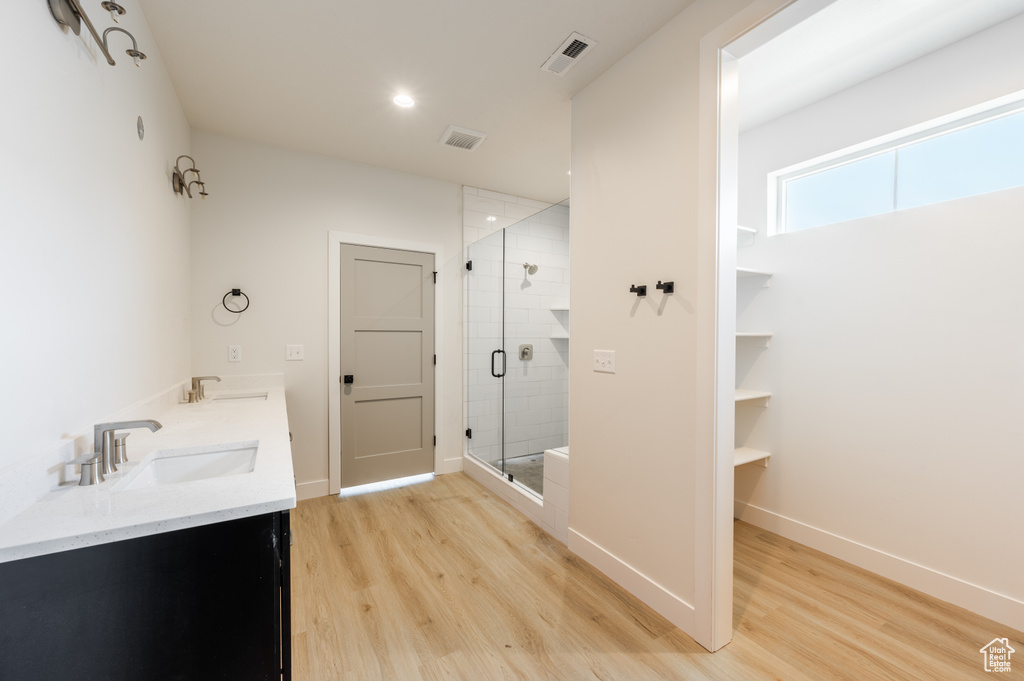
[770,96,1024,235]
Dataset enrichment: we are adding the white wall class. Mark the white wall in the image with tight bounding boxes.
[189,132,464,498]
[569,0,755,640]
[0,1,191,514]
[735,13,1024,629]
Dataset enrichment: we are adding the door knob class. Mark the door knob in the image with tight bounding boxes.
[343,375,354,384]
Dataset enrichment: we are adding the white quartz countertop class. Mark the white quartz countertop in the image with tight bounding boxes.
[0,384,296,563]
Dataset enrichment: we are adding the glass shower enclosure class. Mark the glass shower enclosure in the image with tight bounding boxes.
[466,202,570,497]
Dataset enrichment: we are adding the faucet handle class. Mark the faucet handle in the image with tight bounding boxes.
[113,432,130,465]
[70,454,105,486]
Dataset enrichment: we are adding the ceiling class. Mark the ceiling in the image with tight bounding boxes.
[738,0,1024,132]
[137,0,698,204]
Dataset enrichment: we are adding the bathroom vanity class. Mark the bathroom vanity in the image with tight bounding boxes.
[0,509,290,680]
[0,377,296,681]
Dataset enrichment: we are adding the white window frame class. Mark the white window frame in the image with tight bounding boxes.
[767,89,1024,236]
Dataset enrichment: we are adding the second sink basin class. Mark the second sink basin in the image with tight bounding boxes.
[211,392,268,402]
[117,442,258,491]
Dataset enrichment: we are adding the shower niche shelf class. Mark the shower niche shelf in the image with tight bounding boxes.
[550,331,569,340]
[737,267,773,279]
[737,225,757,235]
[736,332,773,339]
[734,447,771,467]
[549,301,570,311]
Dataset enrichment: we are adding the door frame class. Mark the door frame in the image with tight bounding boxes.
[328,231,447,495]
[696,0,837,651]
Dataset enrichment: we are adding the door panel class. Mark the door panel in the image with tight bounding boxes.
[354,331,423,386]
[341,245,434,488]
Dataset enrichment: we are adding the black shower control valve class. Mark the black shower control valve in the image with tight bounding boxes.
[630,284,647,297]
[656,280,674,294]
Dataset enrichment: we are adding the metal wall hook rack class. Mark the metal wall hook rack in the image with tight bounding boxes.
[48,0,146,67]
[173,155,209,199]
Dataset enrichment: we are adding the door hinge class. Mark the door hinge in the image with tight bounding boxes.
[433,271,437,283]
[433,354,436,365]
[465,260,473,271]
[507,473,514,483]
[465,428,472,439]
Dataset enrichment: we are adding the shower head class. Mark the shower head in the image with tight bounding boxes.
[523,263,539,275]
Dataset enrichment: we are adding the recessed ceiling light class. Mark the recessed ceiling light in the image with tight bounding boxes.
[393,94,415,108]
[486,216,497,222]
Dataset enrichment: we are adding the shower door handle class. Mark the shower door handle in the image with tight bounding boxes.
[491,349,506,378]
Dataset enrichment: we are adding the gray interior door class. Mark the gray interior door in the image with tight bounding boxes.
[340,244,435,488]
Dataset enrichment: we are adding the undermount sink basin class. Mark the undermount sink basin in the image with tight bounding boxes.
[117,442,258,491]
[211,392,268,402]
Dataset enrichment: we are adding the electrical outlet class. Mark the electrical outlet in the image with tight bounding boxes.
[594,350,615,374]
[286,344,305,361]
[228,345,242,363]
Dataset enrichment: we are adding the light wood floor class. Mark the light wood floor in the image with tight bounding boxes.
[290,473,1022,680]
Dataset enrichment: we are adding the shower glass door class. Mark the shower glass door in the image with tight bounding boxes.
[466,200,570,497]
[466,229,505,475]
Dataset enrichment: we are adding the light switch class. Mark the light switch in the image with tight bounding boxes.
[286,344,304,361]
[594,350,615,374]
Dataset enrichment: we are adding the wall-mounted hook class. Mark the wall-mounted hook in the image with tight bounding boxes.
[656,280,674,294]
[102,26,146,67]
[629,284,647,297]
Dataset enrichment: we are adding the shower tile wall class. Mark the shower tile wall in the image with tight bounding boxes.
[463,187,569,466]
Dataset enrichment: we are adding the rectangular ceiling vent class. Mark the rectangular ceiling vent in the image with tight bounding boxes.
[439,125,487,151]
[541,32,597,76]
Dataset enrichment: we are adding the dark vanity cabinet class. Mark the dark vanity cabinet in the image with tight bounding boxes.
[0,510,291,681]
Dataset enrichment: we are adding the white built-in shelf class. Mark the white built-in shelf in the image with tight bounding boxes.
[735,389,771,403]
[737,267,773,279]
[737,225,757,235]
[550,332,569,340]
[734,447,771,467]
[736,332,773,339]
[549,301,570,311]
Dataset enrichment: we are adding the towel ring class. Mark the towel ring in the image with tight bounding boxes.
[222,288,250,314]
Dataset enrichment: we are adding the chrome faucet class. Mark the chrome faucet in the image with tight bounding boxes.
[191,375,222,401]
[93,420,162,476]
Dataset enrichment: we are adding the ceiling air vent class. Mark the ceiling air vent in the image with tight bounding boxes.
[439,125,487,151]
[541,32,597,76]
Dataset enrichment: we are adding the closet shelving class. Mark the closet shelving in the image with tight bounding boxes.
[735,229,773,468]
[734,446,771,467]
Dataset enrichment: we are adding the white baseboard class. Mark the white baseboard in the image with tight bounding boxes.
[296,479,330,501]
[734,500,1024,632]
[568,528,696,635]
[437,457,464,475]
